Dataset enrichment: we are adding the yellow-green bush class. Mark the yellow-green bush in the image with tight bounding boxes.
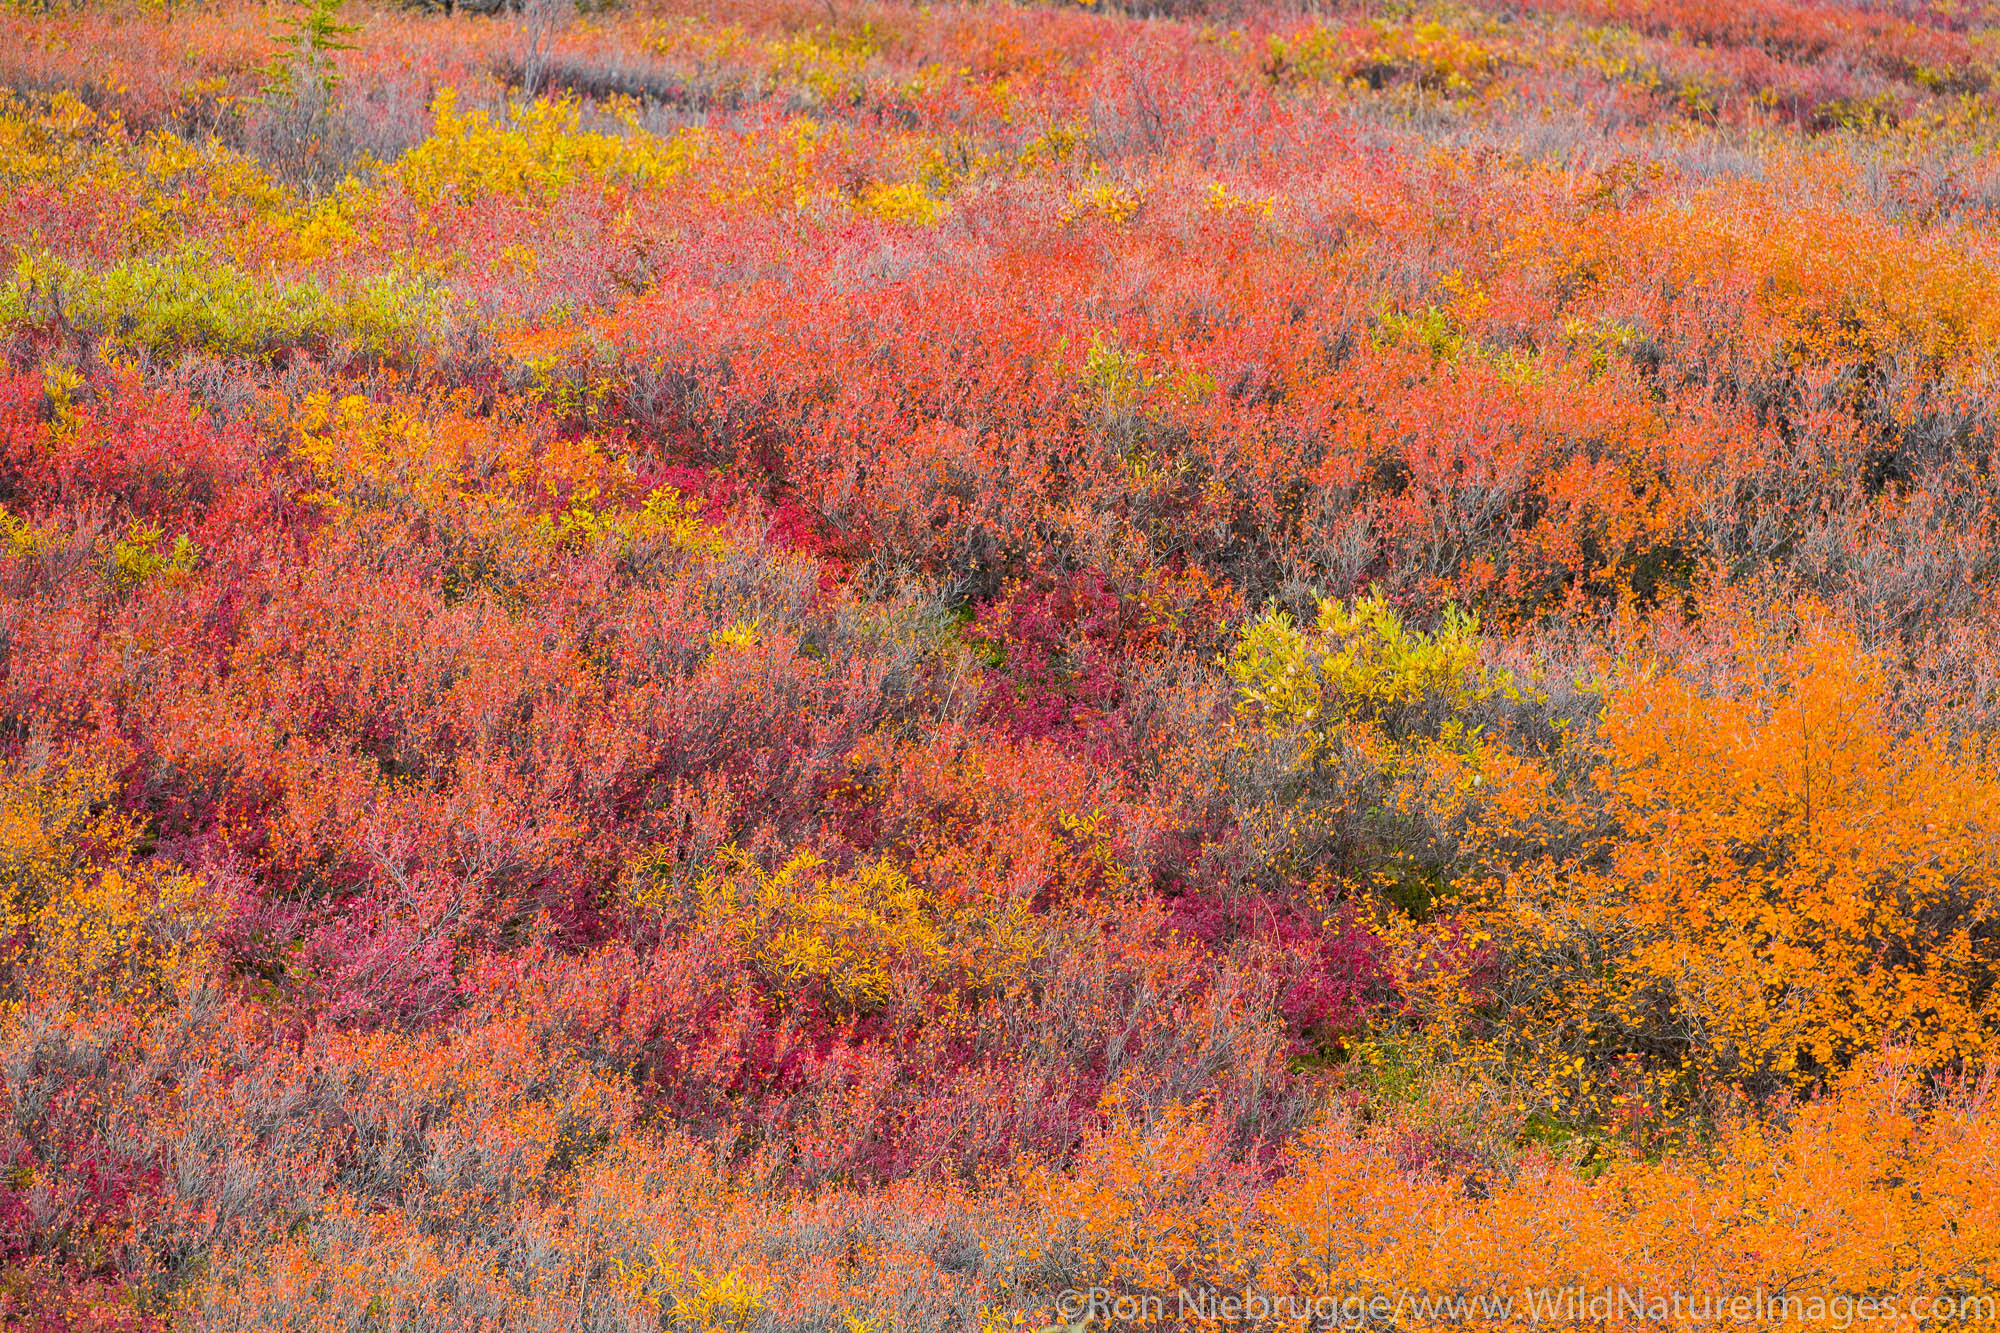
[1225,593,1593,914]
[4,248,457,358]
[109,520,198,592]
[1228,591,1514,749]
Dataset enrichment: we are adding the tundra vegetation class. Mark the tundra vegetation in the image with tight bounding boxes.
[2,0,2000,1327]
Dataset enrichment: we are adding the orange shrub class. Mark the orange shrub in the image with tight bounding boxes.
[1452,613,2000,1128]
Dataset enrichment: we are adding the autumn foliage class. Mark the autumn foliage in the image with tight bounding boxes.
[4,0,2000,1327]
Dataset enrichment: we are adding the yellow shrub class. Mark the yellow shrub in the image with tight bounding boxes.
[763,29,877,103]
[398,89,703,207]
[0,758,215,1016]
[1228,591,1514,746]
[679,849,1042,1014]
[290,390,497,524]
[734,852,942,1013]
[0,90,290,254]
[1267,19,1497,95]
[1225,591,1594,916]
[0,502,59,560]
[1061,176,1144,226]
[1015,122,1083,171]
[1202,180,1274,220]
[532,483,725,558]
[855,179,943,226]
[110,519,198,591]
